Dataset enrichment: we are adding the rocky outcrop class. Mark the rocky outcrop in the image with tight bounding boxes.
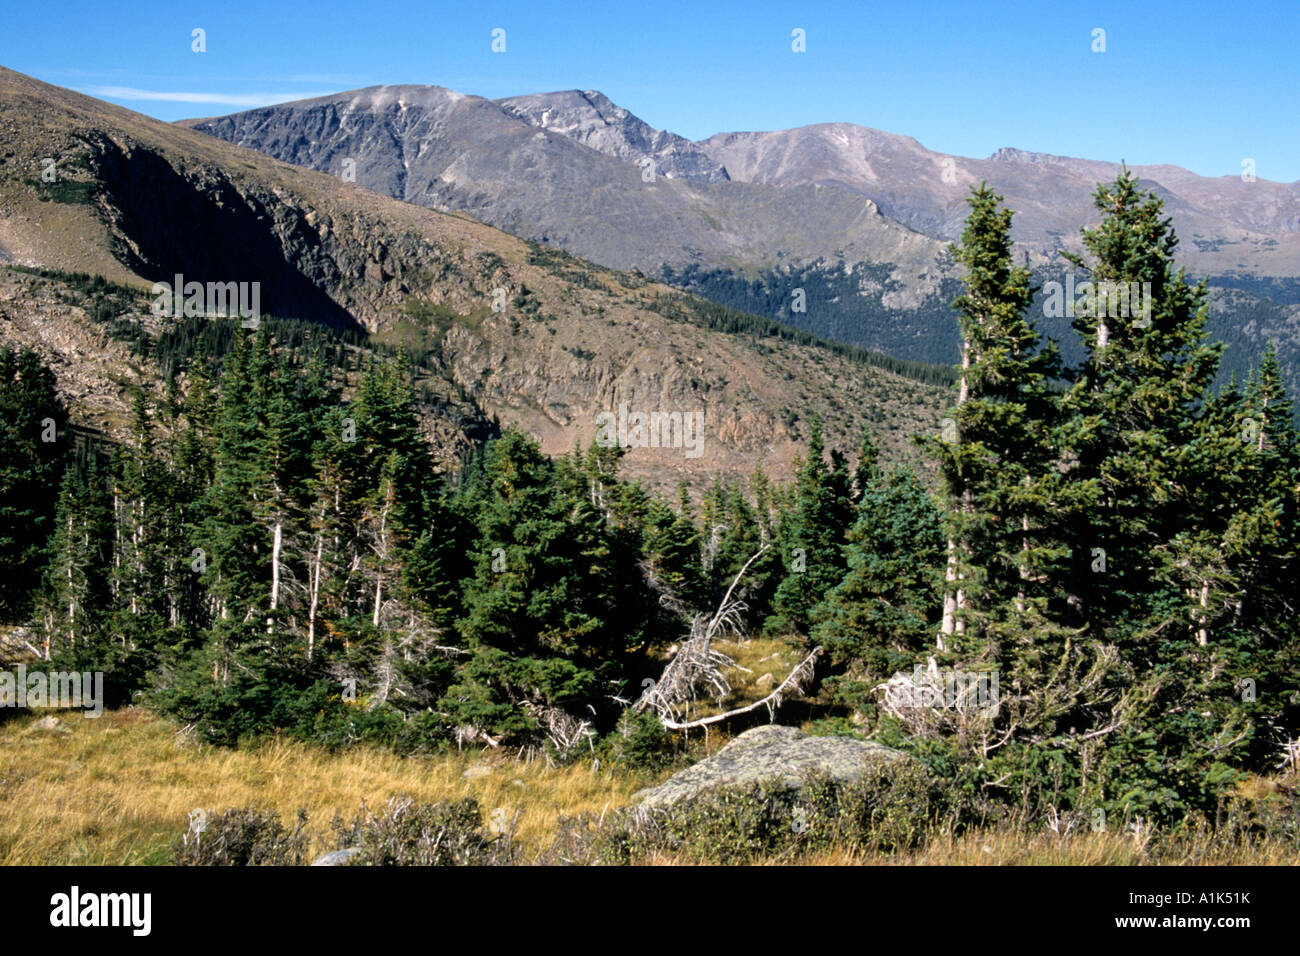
[496,90,729,183]
[632,724,913,809]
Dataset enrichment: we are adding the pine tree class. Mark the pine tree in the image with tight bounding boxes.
[1043,169,1288,816]
[1057,166,1224,637]
[35,457,113,660]
[642,483,707,615]
[0,347,67,621]
[768,415,854,638]
[108,385,169,651]
[924,183,1063,660]
[699,477,770,610]
[198,330,270,685]
[446,429,629,742]
[168,347,218,641]
[810,463,944,714]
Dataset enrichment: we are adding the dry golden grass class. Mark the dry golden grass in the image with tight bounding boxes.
[775,828,1299,866]
[643,822,1300,866]
[684,636,818,724]
[0,708,638,865]
[4,706,1296,866]
[717,636,804,692]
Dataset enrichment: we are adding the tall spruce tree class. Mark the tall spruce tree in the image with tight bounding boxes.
[1057,167,1224,636]
[768,415,854,638]
[0,347,67,621]
[926,184,1064,661]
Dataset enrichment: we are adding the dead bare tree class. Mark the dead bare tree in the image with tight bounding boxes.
[657,647,821,730]
[636,545,822,731]
[522,700,595,760]
[873,656,999,744]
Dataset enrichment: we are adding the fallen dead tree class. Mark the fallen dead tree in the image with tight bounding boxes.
[635,545,821,730]
[655,647,821,730]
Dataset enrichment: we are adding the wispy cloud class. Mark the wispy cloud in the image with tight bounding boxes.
[83,86,330,106]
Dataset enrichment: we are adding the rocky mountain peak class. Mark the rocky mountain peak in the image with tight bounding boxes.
[495,89,729,182]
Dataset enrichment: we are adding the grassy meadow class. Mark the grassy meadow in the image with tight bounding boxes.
[2,636,1295,866]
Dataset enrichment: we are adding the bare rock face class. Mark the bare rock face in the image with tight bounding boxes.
[496,90,730,183]
[179,85,947,280]
[632,724,912,809]
[697,124,1300,278]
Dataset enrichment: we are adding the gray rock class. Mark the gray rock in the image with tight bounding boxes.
[632,724,911,809]
[310,848,362,866]
[462,762,492,779]
[27,715,70,734]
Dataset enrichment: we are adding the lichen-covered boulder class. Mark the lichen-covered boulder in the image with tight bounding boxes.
[631,724,912,809]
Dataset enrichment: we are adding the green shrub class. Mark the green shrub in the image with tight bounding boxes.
[330,796,518,866]
[172,807,310,865]
[596,710,685,778]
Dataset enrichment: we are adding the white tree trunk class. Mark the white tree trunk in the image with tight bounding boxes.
[307,533,322,660]
[1198,581,1209,646]
[268,516,282,633]
[940,341,972,648]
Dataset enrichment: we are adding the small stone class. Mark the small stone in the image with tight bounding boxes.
[462,763,492,779]
[27,715,70,734]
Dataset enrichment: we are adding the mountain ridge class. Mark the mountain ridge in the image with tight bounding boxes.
[175,83,1300,384]
[0,66,947,494]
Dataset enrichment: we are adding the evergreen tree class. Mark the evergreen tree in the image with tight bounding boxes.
[642,483,707,615]
[768,415,854,638]
[1006,169,1296,817]
[35,456,113,660]
[810,462,944,714]
[700,477,771,609]
[445,430,632,742]
[924,183,1065,660]
[1057,167,1224,637]
[0,347,67,621]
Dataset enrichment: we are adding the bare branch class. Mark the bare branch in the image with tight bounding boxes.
[634,546,772,722]
[658,647,822,730]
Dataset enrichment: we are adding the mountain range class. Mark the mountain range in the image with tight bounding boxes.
[179,83,1300,391]
[0,67,947,494]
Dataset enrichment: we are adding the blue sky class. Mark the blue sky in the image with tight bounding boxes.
[4,0,1297,182]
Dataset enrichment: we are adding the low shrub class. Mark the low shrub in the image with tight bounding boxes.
[544,759,964,865]
[172,807,310,866]
[330,796,518,866]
